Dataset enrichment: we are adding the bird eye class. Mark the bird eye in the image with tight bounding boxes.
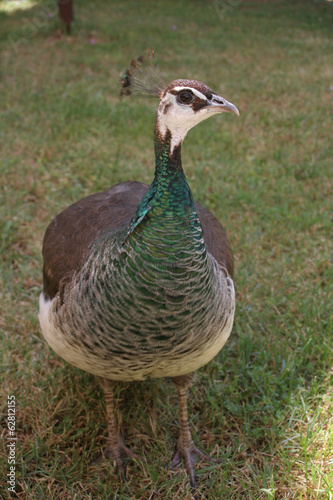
[178,90,194,104]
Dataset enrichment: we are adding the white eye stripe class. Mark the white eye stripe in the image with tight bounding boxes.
[173,86,207,101]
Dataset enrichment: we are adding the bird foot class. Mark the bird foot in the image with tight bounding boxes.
[169,441,222,489]
[92,441,140,480]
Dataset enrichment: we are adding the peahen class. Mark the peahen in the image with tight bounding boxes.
[39,52,239,488]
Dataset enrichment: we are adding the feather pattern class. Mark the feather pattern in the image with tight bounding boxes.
[41,198,234,380]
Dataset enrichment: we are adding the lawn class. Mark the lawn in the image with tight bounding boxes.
[0,0,332,498]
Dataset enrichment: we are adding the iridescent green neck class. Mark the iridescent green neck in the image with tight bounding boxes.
[152,130,195,214]
[126,129,197,236]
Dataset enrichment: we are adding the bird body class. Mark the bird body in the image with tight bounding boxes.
[39,55,238,487]
[39,179,235,380]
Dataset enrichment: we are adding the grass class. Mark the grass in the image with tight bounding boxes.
[0,0,332,498]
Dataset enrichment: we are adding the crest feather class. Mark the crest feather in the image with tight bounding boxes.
[120,49,166,98]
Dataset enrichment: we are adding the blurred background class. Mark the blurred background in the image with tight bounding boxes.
[0,0,332,498]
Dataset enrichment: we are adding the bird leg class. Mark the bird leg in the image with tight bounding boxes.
[93,377,139,479]
[170,374,221,488]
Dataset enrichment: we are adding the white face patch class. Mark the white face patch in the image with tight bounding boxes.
[157,91,212,154]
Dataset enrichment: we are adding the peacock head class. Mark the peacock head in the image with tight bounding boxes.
[156,79,239,151]
[121,51,239,153]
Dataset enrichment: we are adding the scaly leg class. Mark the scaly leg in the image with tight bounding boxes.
[94,377,139,479]
[170,374,221,488]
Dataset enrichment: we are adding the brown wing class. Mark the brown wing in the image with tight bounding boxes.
[42,181,149,300]
[42,181,233,300]
[195,202,234,279]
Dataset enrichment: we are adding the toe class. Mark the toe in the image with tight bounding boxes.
[168,442,221,489]
[92,441,140,479]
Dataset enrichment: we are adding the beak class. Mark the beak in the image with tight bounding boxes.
[209,96,240,116]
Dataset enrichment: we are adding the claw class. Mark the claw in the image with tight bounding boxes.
[92,441,140,479]
[169,440,221,488]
